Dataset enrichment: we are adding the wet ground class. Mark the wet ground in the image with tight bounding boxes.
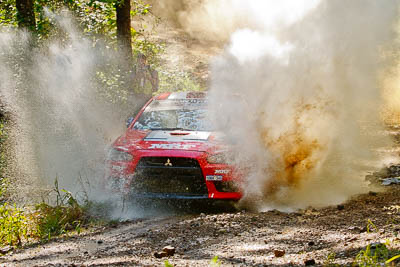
[2,177,400,266]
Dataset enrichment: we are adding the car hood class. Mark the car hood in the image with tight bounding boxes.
[113,129,225,153]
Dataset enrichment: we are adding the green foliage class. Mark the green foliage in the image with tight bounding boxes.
[209,256,221,267]
[386,254,400,265]
[0,203,29,246]
[323,252,339,267]
[83,0,116,35]
[0,123,8,144]
[353,220,400,266]
[0,0,150,42]
[130,0,151,16]
[33,0,59,39]
[164,256,221,267]
[0,179,92,247]
[355,242,390,267]
[0,0,112,38]
[33,179,87,240]
[0,0,166,98]
[0,0,17,28]
[0,121,9,198]
[96,69,131,103]
[33,202,83,239]
[367,219,378,233]
[133,39,164,67]
[0,174,98,247]
[158,70,205,94]
[32,0,117,41]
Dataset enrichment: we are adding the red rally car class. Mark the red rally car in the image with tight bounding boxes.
[106,91,242,201]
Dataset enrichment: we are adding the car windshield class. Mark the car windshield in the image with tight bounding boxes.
[133,99,213,131]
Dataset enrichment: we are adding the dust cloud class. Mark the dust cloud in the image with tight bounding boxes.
[382,41,400,125]
[150,0,247,44]
[151,0,321,45]
[0,13,131,205]
[205,0,400,210]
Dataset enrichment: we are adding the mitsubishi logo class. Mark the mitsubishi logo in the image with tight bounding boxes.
[164,158,173,167]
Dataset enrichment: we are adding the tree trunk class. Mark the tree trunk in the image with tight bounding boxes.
[116,0,133,63]
[116,0,134,91]
[16,0,36,30]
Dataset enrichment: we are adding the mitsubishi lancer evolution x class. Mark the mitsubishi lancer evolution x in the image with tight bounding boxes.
[106,91,242,202]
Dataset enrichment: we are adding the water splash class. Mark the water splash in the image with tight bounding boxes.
[208,0,399,210]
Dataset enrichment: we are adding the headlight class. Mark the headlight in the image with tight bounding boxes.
[207,153,228,164]
[108,148,133,162]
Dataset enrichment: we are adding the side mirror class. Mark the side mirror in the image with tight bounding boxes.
[126,117,134,128]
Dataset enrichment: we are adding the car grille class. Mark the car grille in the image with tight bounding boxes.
[131,157,208,195]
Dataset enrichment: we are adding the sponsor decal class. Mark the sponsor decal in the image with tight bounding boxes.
[145,131,210,142]
[206,175,223,181]
[215,169,230,174]
[148,143,198,150]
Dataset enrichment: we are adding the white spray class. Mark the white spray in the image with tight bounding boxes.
[0,14,131,205]
[206,0,400,210]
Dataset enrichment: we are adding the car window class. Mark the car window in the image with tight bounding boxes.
[133,109,213,131]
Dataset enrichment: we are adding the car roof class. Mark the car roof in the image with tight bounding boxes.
[155,91,207,100]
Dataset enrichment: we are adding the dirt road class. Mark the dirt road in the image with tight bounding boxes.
[1,181,400,266]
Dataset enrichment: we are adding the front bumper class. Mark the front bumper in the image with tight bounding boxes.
[106,149,242,200]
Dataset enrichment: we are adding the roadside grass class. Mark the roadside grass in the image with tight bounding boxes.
[0,203,29,246]
[353,240,400,267]
[355,242,389,267]
[350,219,400,267]
[0,178,99,248]
[323,252,340,267]
[31,179,88,240]
[324,244,398,267]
